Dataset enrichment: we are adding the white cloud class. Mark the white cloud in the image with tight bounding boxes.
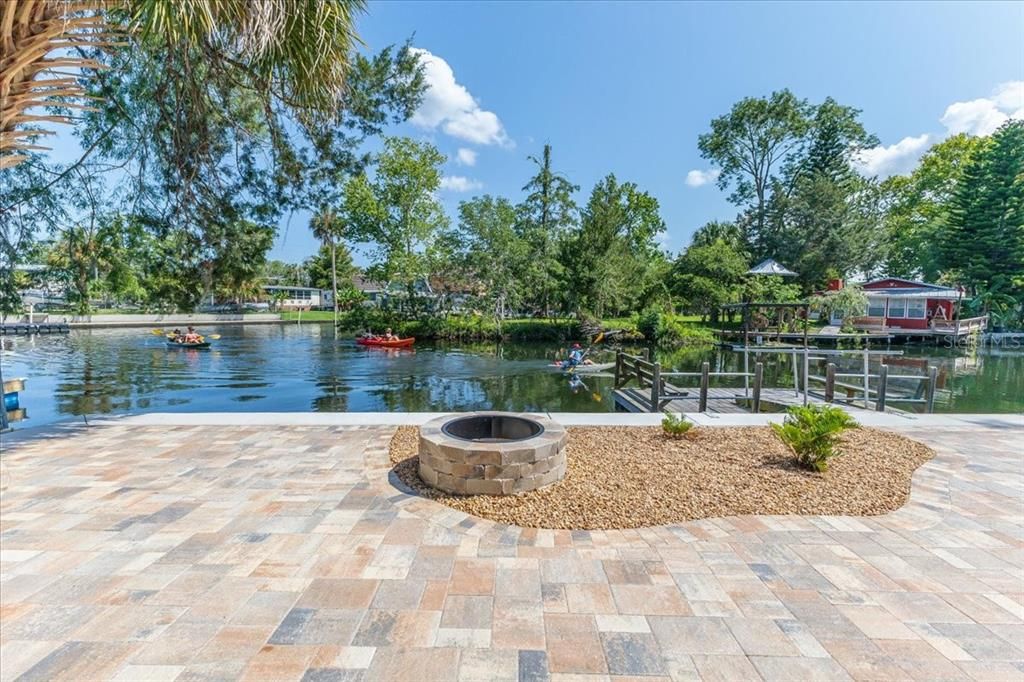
[941,80,1024,136]
[855,80,1023,179]
[993,81,1024,114]
[410,48,511,148]
[940,99,1010,136]
[439,175,483,192]
[853,134,931,178]
[684,168,720,188]
[455,148,477,166]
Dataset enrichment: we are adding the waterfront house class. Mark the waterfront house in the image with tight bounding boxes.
[262,285,329,310]
[829,278,987,338]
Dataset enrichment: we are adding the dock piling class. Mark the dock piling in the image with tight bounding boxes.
[699,362,709,412]
[877,364,888,412]
[650,363,661,413]
[752,363,763,413]
[926,365,938,413]
[825,363,836,403]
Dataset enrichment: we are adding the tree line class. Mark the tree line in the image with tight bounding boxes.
[3,41,1021,327]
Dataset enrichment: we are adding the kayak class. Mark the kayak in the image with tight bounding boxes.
[551,362,614,374]
[356,336,415,348]
[167,340,211,349]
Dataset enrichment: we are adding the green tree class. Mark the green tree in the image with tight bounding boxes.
[518,144,579,316]
[760,98,882,289]
[563,174,666,317]
[4,0,372,167]
[690,220,747,253]
[343,137,448,310]
[671,238,749,321]
[453,195,527,332]
[881,134,990,281]
[697,90,811,250]
[942,120,1024,308]
[305,244,360,308]
[209,220,275,308]
[310,208,347,329]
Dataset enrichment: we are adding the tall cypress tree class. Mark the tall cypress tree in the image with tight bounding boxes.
[943,120,1024,299]
[518,144,578,315]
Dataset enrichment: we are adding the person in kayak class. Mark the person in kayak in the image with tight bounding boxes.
[169,328,182,342]
[182,327,202,343]
[383,327,396,341]
[561,343,592,369]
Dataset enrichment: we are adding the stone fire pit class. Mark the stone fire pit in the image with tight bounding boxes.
[418,412,567,495]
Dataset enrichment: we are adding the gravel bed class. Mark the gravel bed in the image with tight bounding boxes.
[389,425,934,530]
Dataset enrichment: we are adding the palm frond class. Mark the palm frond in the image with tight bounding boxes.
[0,0,117,169]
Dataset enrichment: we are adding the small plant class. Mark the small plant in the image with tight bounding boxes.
[662,413,694,438]
[771,404,858,472]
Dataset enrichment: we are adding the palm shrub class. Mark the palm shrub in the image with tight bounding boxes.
[771,405,858,472]
[662,413,694,438]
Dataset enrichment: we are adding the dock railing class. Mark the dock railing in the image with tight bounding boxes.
[614,351,763,413]
[808,362,938,412]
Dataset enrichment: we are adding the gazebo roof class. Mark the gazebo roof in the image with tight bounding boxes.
[747,259,797,277]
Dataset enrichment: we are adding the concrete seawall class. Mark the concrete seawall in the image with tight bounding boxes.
[60,313,286,329]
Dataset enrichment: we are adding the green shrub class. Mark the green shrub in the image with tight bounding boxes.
[771,404,858,472]
[638,310,716,348]
[661,413,694,438]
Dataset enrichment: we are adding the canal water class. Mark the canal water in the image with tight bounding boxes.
[2,324,1021,427]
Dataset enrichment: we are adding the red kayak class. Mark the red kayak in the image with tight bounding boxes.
[356,336,415,348]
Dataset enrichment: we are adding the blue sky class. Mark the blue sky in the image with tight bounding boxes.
[48,1,1024,263]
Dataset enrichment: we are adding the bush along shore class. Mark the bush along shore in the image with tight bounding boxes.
[321,309,717,346]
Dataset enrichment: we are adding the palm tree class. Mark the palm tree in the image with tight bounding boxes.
[1,0,365,168]
[310,207,345,333]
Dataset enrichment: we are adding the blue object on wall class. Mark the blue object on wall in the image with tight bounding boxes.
[3,392,19,411]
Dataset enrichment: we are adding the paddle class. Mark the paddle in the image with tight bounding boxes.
[151,329,220,341]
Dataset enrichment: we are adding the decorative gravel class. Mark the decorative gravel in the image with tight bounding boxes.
[389,425,934,530]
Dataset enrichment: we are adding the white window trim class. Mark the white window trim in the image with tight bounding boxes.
[888,298,908,318]
[906,299,927,319]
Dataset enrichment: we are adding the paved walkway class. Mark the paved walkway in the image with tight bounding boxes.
[0,421,1021,681]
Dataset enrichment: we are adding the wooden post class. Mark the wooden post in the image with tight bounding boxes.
[650,362,661,413]
[802,347,810,406]
[862,350,870,409]
[699,361,709,413]
[926,365,938,413]
[613,351,622,387]
[743,347,750,396]
[791,352,799,396]
[752,362,763,413]
[825,363,836,403]
[877,364,888,412]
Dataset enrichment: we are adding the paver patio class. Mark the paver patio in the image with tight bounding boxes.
[0,421,1021,681]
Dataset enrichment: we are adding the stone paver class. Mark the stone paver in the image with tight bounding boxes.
[1,423,1022,681]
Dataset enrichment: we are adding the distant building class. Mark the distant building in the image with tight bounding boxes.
[262,285,329,310]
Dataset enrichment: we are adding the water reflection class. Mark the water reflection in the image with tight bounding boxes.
[1,324,1020,426]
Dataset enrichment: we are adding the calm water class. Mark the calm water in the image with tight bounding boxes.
[2,324,1021,427]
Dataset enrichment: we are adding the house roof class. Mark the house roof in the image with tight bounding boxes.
[862,278,961,299]
[865,287,961,299]
[352,275,385,292]
[747,259,797,277]
[263,285,320,293]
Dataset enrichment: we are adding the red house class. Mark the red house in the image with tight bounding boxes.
[862,278,961,329]
[836,278,986,337]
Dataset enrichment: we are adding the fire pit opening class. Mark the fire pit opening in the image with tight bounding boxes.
[442,414,543,443]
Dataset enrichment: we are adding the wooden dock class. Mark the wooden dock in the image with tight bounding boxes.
[611,350,935,416]
[614,386,841,414]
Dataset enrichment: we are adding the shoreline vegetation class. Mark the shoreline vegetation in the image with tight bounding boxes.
[293,310,719,346]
